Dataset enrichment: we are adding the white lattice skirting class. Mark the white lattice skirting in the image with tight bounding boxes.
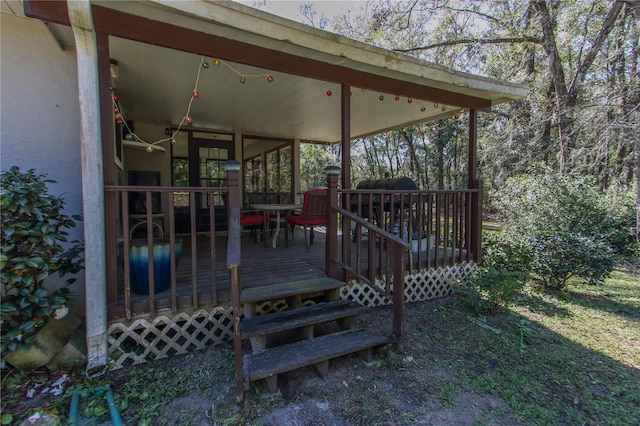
[107,307,234,369]
[340,262,476,307]
[107,263,475,368]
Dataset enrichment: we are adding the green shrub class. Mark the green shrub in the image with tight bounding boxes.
[603,184,638,256]
[461,231,531,315]
[0,167,84,359]
[495,170,620,290]
[527,231,616,289]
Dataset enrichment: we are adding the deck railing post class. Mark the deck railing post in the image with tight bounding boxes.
[325,166,341,279]
[391,243,405,350]
[224,161,244,403]
[470,179,484,264]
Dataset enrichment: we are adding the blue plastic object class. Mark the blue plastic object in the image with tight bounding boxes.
[68,386,123,425]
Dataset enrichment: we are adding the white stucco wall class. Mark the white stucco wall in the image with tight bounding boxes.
[1,13,85,293]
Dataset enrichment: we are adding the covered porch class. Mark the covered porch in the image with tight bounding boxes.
[105,182,478,321]
[23,0,527,378]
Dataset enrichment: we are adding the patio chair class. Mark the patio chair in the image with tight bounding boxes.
[240,209,265,243]
[287,189,328,252]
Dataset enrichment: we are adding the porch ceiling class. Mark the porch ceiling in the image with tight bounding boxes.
[108,36,455,143]
[22,0,529,144]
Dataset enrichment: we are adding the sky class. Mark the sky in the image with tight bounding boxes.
[237,0,367,29]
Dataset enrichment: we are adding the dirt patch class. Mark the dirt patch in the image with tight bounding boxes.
[5,296,522,425]
[6,264,639,425]
[142,298,521,425]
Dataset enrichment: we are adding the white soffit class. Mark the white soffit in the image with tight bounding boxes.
[98,0,529,103]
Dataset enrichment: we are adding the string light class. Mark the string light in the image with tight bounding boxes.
[112,56,282,153]
[113,57,462,154]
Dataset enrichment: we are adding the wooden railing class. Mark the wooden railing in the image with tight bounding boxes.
[341,187,481,272]
[325,170,408,342]
[104,166,482,324]
[103,185,228,320]
[327,182,482,342]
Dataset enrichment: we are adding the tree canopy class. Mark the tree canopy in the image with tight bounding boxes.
[291,0,638,238]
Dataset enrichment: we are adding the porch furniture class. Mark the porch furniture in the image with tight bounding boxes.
[240,209,265,243]
[287,189,328,252]
[249,203,302,248]
[351,177,418,242]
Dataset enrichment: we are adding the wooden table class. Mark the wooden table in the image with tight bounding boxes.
[249,204,302,248]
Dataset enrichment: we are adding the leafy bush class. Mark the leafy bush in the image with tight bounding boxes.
[527,231,616,289]
[602,184,638,256]
[461,231,531,315]
[495,170,620,290]
[1,167,84,358]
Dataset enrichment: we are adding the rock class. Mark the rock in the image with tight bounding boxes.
[18,412,58,426]
[5,311,82,371]
[45,326,87,370]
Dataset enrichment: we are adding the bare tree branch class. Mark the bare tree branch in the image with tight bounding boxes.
[394,36,543,53]
[568,0,624,101]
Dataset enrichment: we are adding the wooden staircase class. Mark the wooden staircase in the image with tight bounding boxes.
[233,277,389,400]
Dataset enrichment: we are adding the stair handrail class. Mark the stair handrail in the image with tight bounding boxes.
[332,205,409,344]
[325,166,409,344]
[223,161,245,404]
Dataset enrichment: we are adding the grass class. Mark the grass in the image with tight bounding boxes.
[1,259,639,425]
[435,260,640,425]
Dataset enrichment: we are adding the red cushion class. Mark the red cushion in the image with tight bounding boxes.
[288,215,326,226]
[241,215,263,226]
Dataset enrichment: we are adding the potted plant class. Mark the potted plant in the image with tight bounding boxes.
[1,167,84,366]
[128,237,182,295]
[410,231,435,253]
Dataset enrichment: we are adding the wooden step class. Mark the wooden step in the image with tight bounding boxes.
[241,300,368,338]
[240,277,344,304]
[243,329,388,382]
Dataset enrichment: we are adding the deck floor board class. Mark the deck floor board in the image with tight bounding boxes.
[110,226,464,318]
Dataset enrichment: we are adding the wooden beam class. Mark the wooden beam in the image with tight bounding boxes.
[468,108,478,183]
[24,1,492,108]
[341,83,351,189]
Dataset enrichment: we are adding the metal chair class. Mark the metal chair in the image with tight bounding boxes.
[287,189,328,252]
[240,209,265,242]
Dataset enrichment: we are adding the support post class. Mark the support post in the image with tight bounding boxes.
[467,108,483,264]
[340,84,351,190]
[391,243,405,350]
[468,108,478,185]
[68,0,108,375]
[325,166,341,279]
[224,160,244,404]
[471,179,484,264]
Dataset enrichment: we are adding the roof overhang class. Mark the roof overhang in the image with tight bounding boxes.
[23,0,529,143]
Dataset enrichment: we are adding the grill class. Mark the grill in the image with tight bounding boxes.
[351,176,417,216]
[350,177,418,241]
[355,177,417,192]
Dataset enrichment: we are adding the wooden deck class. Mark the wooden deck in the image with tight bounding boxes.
[106,184,478,321]
[110,227,328,316]
[109,223,467,321]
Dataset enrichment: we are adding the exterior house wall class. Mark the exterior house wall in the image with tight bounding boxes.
[0,13,86,297]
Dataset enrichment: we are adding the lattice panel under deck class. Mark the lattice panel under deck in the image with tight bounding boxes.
[341,262,476,307]
[107,307,233,369]
[107,264,476,369]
